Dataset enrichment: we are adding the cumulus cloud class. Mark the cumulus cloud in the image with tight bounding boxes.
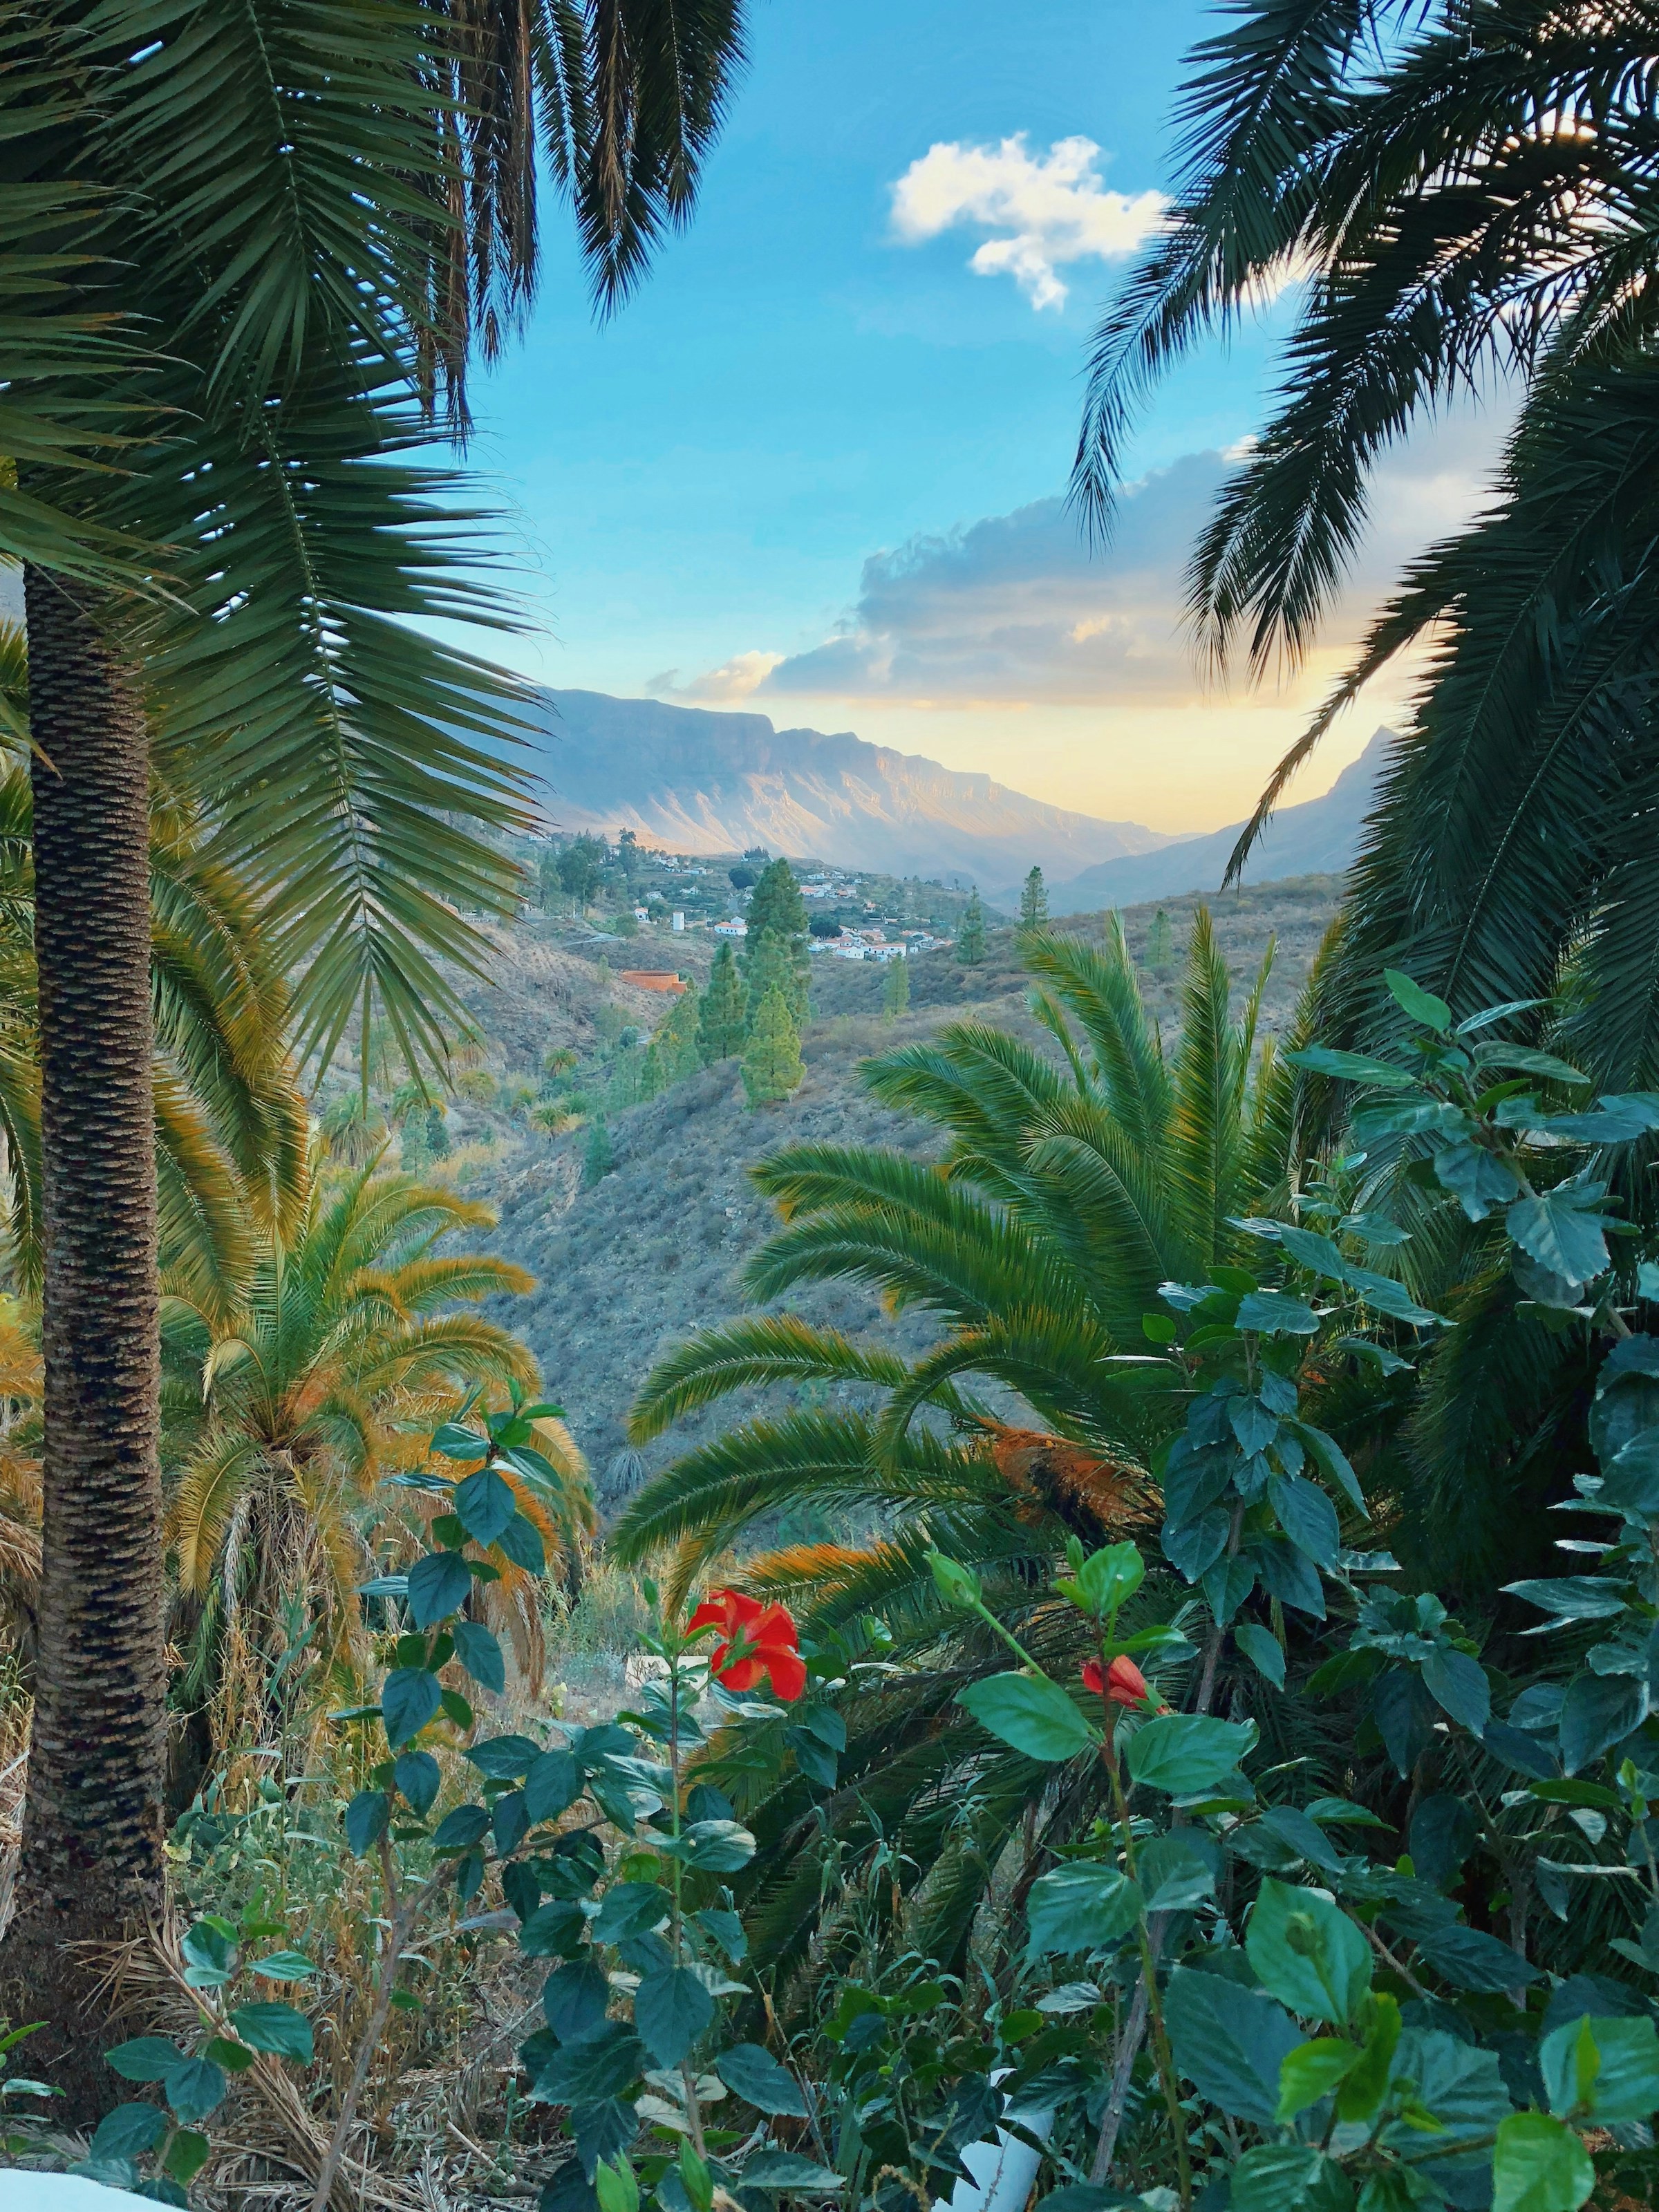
[890,134,1165,309]
[646,650,782,705]
[743,425,1499,713]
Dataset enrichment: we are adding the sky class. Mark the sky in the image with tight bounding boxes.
[460,0,1502,836]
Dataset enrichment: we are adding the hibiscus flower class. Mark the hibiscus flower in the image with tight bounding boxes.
[1082,1654,1164,1712]
[687,1588,807,1702]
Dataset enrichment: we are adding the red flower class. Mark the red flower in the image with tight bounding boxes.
[688,1588,807,1702]
[1082,1654,1158,1710]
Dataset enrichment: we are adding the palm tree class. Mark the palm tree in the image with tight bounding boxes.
[1070,0,1659,1076]
[160,1150,591,1769]
[1,0,744,2063]
[612,917,1295,1984]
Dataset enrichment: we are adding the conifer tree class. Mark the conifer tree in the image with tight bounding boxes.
[1145,908,1175,975]
[741,859,810,1022]
[583,1114,612,1187]
[742,986,804,1107]
[883,956,910,1024]
[956,890,986,967]
[655,984,703,1082]
[698,944,748,1062]
[1019,866,1048,930]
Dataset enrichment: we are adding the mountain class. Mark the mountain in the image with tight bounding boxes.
[1025,729,1396,915]
[525,689,1175,886]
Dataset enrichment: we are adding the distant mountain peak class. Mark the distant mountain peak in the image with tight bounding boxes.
[1018,728,1398,914]
[525,689,1177,888]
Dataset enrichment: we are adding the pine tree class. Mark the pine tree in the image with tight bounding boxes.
[742,986,804,1107]
[698,944,748,1062]
[583,1114,613,1187]
[1019,867,1048,930]
[639,1037,666,1100]
[741,859,809,1024]
[654,984,703,1082]
[1145,908,1174,976]
[956,890,986,967]
[882,956,910,1025]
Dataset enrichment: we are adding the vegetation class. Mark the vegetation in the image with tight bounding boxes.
[881,957,909,1025]
[697,945,749,1063]
[740,987,805,1108]
[955,889,986,966]
[1018,865,1048,930]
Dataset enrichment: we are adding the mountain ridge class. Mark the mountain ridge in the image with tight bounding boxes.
[526,688,1177,887]
[1022,729,1396,914]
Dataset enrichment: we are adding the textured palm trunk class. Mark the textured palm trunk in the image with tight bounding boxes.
[0,568,165,2108]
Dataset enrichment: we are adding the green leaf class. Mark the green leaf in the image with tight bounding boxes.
[496,1512,547,1573]
[1284,1047,1415,1089]
[450,1618,506,1694]
[250,1951,316,1982]
[1421,1647,1492,1734]
[696,1907,747,1964]
[1162,1969,1302,2127]
[1477,1047,1591,1089]
[740,2153,845,2192]
[1235,1622,1286,1688]
[1492,2113,1595,2212]
[381,1667,440,1747]
[229,2003,313,2065]
[1229,2141,1352,2212]
[1074,1541,1145,1617]
[1559,1670,1647,1773]
[674,1819,756,1873]
[634,1965,715,2068]
[525,1748,583,1824]
[106,2038,187,2083]
[164,2054,229,2123]
[1236,1289,1320,1335]
[1246,1878,1371,2027]
[1385,971,1452,1033]
[518,1900,588,1960]
[1276,2038,1361,2123]
[1411,1923,1543,1993]
[1024,1862,1141,1957]
[1268,1471,1341,1567]
[432,1423,488,1459]
[392,1749,441,1813]
[465,1733,541,1780]
[91,2102,169,2161]
[1125,1712,1257,1795]
[406,1548,472,1627]
[957,1673,1098,1761]
[431,1803,491,1851]
[1137,1833,1218,1911]
[592,1882,672,1944]
[163,2128,212,2186]
[534,2021,646,2104]
[345,1789,391,1858]
[543,1960,611,2042]
[1507,1190,1610,1291]
[455,1465,518,1548]
[595,2155,639,2212]
[716,2042,808,2117]
[1540,2014,1659,2124]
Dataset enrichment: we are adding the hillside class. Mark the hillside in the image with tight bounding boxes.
[1023,727,1395,912]
[432,874,1346,1508]
[525,688,1175,885]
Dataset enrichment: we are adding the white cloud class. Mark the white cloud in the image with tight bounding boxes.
[890,134,1165,310]
[646,651,782,706]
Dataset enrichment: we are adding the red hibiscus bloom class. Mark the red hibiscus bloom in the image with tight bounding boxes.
[688,1588,807,1702]
[1082,1654,1159,1710]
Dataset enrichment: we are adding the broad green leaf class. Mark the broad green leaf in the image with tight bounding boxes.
[1411,1923,1542,1993]
[450,1618,507,1694]
[1421,1647,1491,1734]
[164,2128,212,2186]
[465,1733,541,1780]
[1236,1289,1320,1335]
[1540,2014,1659,2123]
[250,1951,316,1981]
[1136,1833,1217,1911]
[1507,1191,1610,1291]
[1074,1541,1145,1617]
[543,1960,610,2041]
[1559,1671,1647,1773]
[344,1790,390,1857]
[715,2042,808,2117]
[164,2054,229,2123]
[1492,2113,1594,2212]
[1229,2141,1351,2212]
[1125,1713,1256,1795]
[1284,1047,1415,1089]
[496,1512,546,1572]
[229,2003,313,2065]
[406,1548,472,1627]
[957,1673,1097,1761]
[634,1965,714,2068]
[393,1750,441,1813]
[1024,1862,1141,1956]
[674,1819,756,1873]
[1161,1969,1301,2128]
[1276,2037,1360,2123]
[1246,1879,1371,2027]
[1235,1622,1286,1688]
[525,1748,583,1824]
[595,2155,639,2212]
[381,1667,440,1747]
[592,1881,672,1944]
[1268,1471,1341,1567]
[106,2038,187,2083]
[454,1464,518,1548]
[534,2021,646,2103]
[740,2153,845,2192]
[431,1804,491,1850]
[91,2103,168,2161]
[1385,970,1452,1033]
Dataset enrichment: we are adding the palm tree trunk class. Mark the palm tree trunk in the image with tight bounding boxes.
[0,567,165,2109]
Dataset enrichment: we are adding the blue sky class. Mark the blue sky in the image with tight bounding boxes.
[463,0,1492,834]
